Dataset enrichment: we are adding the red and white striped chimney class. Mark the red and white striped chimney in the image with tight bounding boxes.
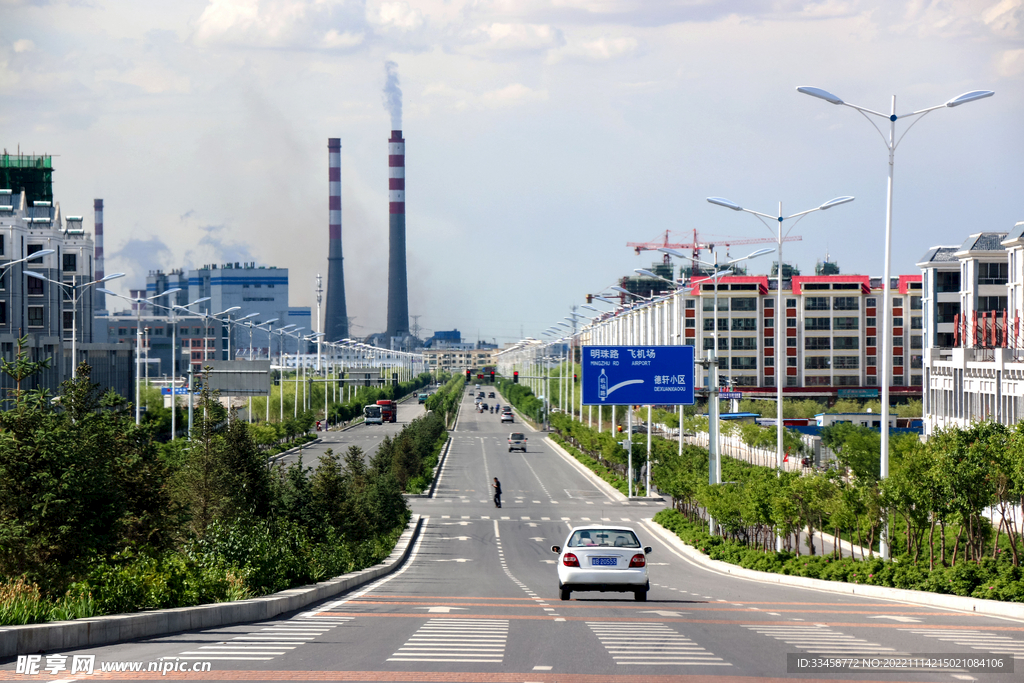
[94,198,106,311]
[385,130,408,338]
[324,139,348,341]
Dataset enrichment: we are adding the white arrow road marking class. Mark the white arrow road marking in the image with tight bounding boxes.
[641,610,689,617]
[529,537,545,542]
[526,522,539,527]
[441,522,472,526]
[452,536,471,540]
[540,560,556,564]
[647,562,670,565]
[433,558,473,563]
[868,615,921,623]
[415,606,468,613]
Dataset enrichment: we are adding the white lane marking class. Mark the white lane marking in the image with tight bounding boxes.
[588,622,730,666]
[746,625,903,654]
[388,619,509,663]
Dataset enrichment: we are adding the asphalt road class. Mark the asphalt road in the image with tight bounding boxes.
[4,388,1023,682]
[274,399,427,468]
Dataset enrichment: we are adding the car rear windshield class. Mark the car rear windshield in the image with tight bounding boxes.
[510,433,524,440]
[568,529,640,548]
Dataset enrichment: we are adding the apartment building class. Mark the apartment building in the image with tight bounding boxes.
[920,226,1024,434]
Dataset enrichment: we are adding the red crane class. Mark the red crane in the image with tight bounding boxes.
[627,229,802,265]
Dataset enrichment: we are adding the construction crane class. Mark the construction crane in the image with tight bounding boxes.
[627,229,802,265]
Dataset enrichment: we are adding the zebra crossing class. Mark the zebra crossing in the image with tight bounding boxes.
[586,622,730,666]
[903,629,1024,659]
[387,618,510,663]
[174,617,353,661]
[744,624,902,655]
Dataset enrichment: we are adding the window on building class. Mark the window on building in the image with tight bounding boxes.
[978,262,1009,285]
[866,376,878,386]
[866,297,877,307]
[911,355,923,369]
[893,337,904,349]
[936,271,960,292]
[805,357,830,369]
[732,297,756,311]
[804,283,829,290]
[0,301,5,324]
[764,317,774,327]
[866,336,877,347]
[786,298,796,307]
[703,338,715,350]
[787,357,797,367]
[0,234,4,256]
[787,319,796,328]
[911,374,923,386]
[733,337,757,350]
[893,317,903,327]
[834,356,859,369]
[26,244,44,264]
[937,301,960,323]
[893,356,904,366]
[910,316,923,330]
[910,295,922,310]
[63,311,74,331]
[834,337,859,350]
[834,317,859,330]
[63,253,77,272]
[866,356,877,366]
[805,297,830,311]
[833,297,859,310]
[765,377,775,387]
[893,297,903,307]
[26,277,43,296]
[732,318,756,331]
[764,337,774,347]
[686,299,695,309]
[835,376,860,386]
[911,335,923,349]
[685,318,695,328]
[978,296,1008,312]
[833,283,859,290]
[27,306,44,327]
[704,319,728,331]
[787,377,798,386]
[732,357,757,370]
[0,270,5,291]
[787,338,796,347]
[764,356,774,367]
[805,337,831,350]
[805,317,830,330]
[806,376,831,386]
[893,376,905,386]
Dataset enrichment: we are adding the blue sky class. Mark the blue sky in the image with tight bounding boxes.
[3,0,1022,342]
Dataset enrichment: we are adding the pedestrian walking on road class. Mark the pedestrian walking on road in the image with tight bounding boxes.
[493,477,502,508]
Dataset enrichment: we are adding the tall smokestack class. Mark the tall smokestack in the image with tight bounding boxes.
[93,198,105,311]
[386,129,409,339]
[324,138,349,342]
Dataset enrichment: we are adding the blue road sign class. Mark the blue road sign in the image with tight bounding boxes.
[581,345,695,406]
[720,391,743,400]
[161,387,190,395]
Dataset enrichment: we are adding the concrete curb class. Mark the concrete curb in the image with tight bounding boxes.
[640,517,1024,621]
[544,436,627,503]
[269,436,321,463]
[0,515,424,658]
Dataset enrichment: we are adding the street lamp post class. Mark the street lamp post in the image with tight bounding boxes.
[99,286,183,425]
[798,85,992,559]
[168,296,211,439]
[25,269,124,379]
[707,195,854,546]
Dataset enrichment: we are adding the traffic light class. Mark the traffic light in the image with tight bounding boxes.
[586,294,593,304]
[513,371,519,383]
[490,370,495,382]
[573,373,578,382]
[466,369,471,382]
[617,425,623,433]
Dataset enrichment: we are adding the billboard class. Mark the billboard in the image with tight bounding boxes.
[581,345,695,406]
[203,360,271,396]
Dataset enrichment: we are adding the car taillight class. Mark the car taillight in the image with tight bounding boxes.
[562,553,580,567]
[629,554,646,568]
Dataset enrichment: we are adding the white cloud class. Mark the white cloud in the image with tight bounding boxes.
[321,28,364,48]
[95,63,191,94]
[550,35,639,62]
[370,1,424,32]
[995,47,1024,77]
[479,82,548,108]
[982,0,1024,37]
[193,0,357,48]
[467,22,565,54]
[13,39,35,53]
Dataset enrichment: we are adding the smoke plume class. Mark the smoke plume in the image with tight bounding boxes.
[382,60,402,130]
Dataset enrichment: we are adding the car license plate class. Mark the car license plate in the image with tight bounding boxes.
[592,557,617,566]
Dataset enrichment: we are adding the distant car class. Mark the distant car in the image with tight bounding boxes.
[488,391,495,398]
[630,425,648,434]
[478,392,486,398]
[508,432,527,452]
[480,403,488,412]
[501,411,513,423]
[551,526,651,602]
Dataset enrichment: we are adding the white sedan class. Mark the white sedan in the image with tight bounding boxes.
[551,525,651,602]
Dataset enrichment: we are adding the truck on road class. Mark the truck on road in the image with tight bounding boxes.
[376,399,397,423]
